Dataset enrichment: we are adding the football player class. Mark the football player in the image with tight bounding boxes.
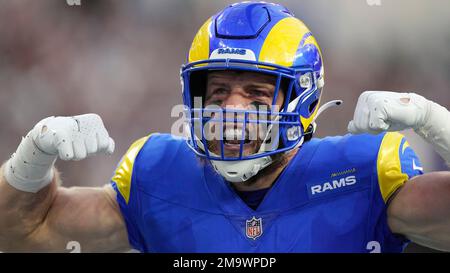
[0,2,449,252]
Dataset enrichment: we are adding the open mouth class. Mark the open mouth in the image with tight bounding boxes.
[223,128,252,146]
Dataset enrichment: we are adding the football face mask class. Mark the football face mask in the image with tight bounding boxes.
[182,64,321,161]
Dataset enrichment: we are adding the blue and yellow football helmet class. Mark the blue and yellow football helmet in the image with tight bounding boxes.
[180,2,333,182]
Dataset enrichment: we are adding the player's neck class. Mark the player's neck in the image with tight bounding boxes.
[231,148,299,192]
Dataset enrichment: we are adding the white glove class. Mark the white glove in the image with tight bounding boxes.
[4,114,115,193]
[32,114,115,160]
[348,91,450,165]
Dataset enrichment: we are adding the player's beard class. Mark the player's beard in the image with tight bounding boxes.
[197,107,291,186]
[205,137,288,187]
[205,121,267,158]
[204,120,290,187]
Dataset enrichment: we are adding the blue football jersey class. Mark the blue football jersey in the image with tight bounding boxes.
[111,132,423,253]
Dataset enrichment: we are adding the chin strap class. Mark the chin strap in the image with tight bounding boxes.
[304,100,343,140]
[313,100,343,125]
[211,156,273,183]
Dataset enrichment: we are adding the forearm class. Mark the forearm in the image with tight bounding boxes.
[0,165,128,252]
[0,163,58,249]
[414,99,450,165]
[349,91,450,165]
[0,114,126,252]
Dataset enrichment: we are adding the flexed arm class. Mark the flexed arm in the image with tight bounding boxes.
[349,91,450,251]
[0,114,129,252]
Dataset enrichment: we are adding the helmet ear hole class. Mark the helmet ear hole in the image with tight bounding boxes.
[304,124,315,142]
[309,99,319,114]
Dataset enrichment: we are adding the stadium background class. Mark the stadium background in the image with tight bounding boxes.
[0,0,449,252]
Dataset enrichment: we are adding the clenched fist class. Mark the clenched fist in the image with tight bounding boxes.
[32,114,115,161]
[348,90,450,165]
[347,91,430,135]
[4,114,115,193]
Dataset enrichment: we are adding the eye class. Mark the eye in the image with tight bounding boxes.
[205,88,228,105]
[212,88,228,95]
[207,99,223,106]
[248,89,269,98]
[208,88,229,101]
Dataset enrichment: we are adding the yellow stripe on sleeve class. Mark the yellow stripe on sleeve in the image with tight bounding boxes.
[112,135,150,204]
[377,132,409,203]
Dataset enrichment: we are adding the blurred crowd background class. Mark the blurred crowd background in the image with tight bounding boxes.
[0,0,449,252]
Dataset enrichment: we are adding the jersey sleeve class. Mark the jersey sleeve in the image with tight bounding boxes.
[371,132,424,252]
[376,132,424,203]
[110,135,150,252]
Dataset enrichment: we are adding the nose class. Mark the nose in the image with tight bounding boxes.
[218,87,249,130]
[222,87,250,110]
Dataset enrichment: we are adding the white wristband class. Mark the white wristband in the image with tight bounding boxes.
[4,131,57,193]
[415,100,450,165]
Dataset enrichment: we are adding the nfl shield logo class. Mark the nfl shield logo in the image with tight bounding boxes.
[246,216,263,240]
